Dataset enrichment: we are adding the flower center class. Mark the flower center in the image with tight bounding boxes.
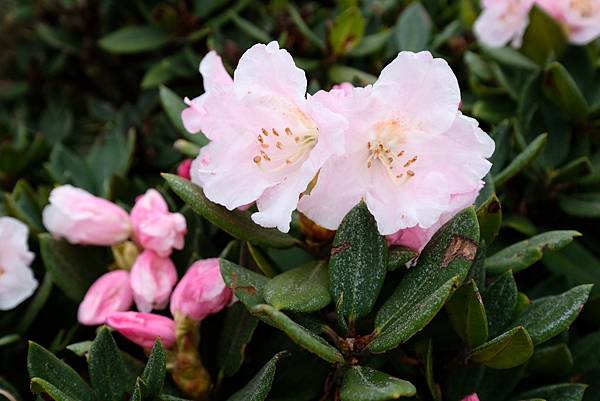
[571,0,594,16]
[367,120,418,184]
[252,123,318,173]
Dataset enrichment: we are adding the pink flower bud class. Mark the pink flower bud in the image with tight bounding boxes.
[170,258,233,321]
[130,251,178,313]
[78,270,133,326]
[462,394,480,401]
[131,189,187,257]
[43,185,131,246]
[106,311,176,349]
[177,159,193,180]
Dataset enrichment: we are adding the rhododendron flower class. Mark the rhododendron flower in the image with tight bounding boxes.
[131,189,187,257]
[177,159,193,180]
[43,185,131,246]
[181,41,346,232]
[387,189,481,252]
[130,251,178,313]
[170,258,233,321]
[0,217,37,310]
[538,0,600,44]
[474,0,535,48]
[107,311,176,348]
[78,270,133,325]
[299,51,494,236]
[462,394,480,401]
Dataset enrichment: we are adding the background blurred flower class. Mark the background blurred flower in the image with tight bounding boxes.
[537,0,600,44]
[0,217,37,310]
[131,189,187,257]
[43,185,131,246]
[473,0,535,48]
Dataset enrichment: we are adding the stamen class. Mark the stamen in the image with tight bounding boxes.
[407,170,415,177]
[272,129,280,136]
[285,128,293,136]
[397,150,405,157]
[253,156,261,163]
[258,135,264,143]
[276,141,284,149]
[262,128,269,136]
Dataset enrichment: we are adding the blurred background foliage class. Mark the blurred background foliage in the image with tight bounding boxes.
[1,0,600,400]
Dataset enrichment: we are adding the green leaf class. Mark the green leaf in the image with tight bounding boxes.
[129,378,146,401]
[370,207,479,353]
[230,13,270,43]
[446,279,488,348]
[217,303,259,378]
[572,330,600,372]
[141,340,166,398]
[287,4,325,50]
[481,46,540,71]
[31,378,78,401]
[329,202,387,324]
[226,352,288,401]
[4,179,44,233]
[98,26,170,54]
[543,62,588,121]
[250,304,344,364]
[159,86,208,146]
[163,174,299,248]
[220,259,269,308]
[517,384,587,401]
[528,343,573,377]
[349,30,392,57]
[511,284,593,345]
[493,133,547,188]
[89,327,128,401]
[340,366,416,401]
[483,271,518,338]
[39,234,111,301]
[422,340,441,401]
[28,342,96,401]
[394,2,432,52]
[476,193,502,245]
[548,157,593,185]
[520,6,568,65]
[387,245,418,271]
[328,66,376,85]
[486,230,581,275]
[559,193,600,218]
[247,243,278,278]
[469,326,533,369]
[329,6,366,55]
[264,261,331,313]
[66,341,93,357]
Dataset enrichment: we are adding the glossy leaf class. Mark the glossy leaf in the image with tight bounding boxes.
[446,279,488,348]
[329,202,387,324]
[469,326,533,369]
[220,259,269,308]
[30,378,77,401]
[340,366,416,401]
[387,245,418,271]
[476,193,502,245]
[249,304,344,364]
[163,174,299,249]
[486,230,581,275]
[247,243,278,278]
[394,2,432,52]
[264,261,331,313]
[370,207,479,353]
[226,351,288,401]
[159,85,208,146]
[329,6,366,55]
[89,327,129,401]
[520,6,568,65]
[528,343,573,377]
[517,384,587,401]
[559,193,600,218]
[543,62,588,122]
[142,340,166,398]
[39,234,111,301]
[572,330,600,372]
[28,342,96,401]
[511,284,593,345]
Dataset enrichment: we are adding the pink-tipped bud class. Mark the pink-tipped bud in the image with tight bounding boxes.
[131,189,187,257]
[43,185,131,246]
[177,159,193,180]
[462,394,480,401]
[331,82,354,95]
[170,258,233,321]
[106,311,176,349]
[78,270,133,326]
[130,251,177,313]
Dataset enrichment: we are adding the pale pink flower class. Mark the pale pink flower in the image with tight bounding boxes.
[106,311,176,349]
[181,41,347,233]
[0,217,37,310]
[387,189,481,252]
[130,251,178,313]
[537,0,600,44]
[130,189,187,257]
[298,51,494,236]
[77,270,133,325]
[462,394,480,401]
[474,0,535,48]
[43,185,131,246]
[170,258,233,321]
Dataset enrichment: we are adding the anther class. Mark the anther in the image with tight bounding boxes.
[253,156,261,163]
[285,128,293,136]
[276,141,284,149]
[272,129,280,136]
[397,150,405,157]
[407,170,415,177]
[262,128,269,136]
